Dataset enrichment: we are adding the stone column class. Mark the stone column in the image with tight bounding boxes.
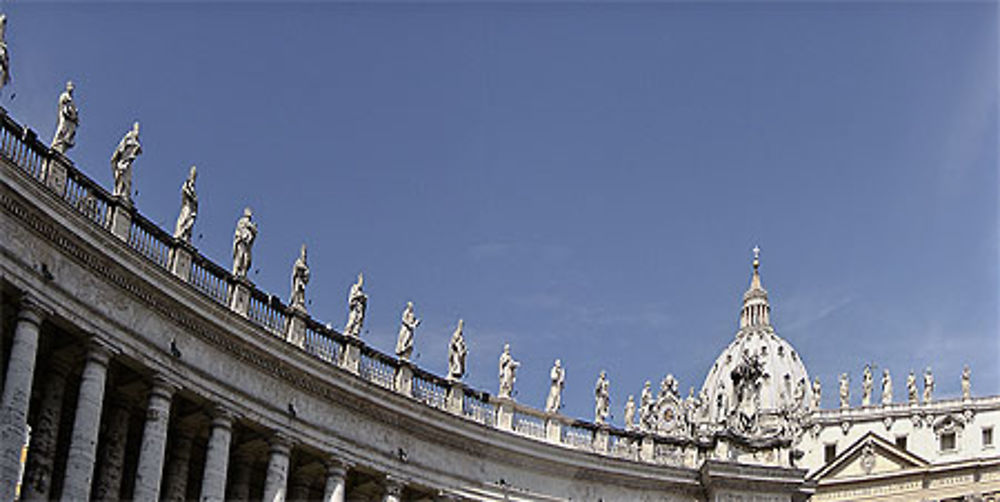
[288,472,312,502]
[161,430,194,502]
[321,458,349,502]
[262,433,291,502]
[228,449,254,502]
[20,361,68,502]
[0,296,46,502]
[383,476,405,502]
[131,376,177,501]
[91,399,132,502]
[199,407,235,502]
[60,342,112,502]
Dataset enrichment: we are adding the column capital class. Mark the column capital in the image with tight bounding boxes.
[149,374,179,399]
[17,292,50,325]
[325,455,351,479]
[84,339,114,367]
[269,432,292,455]
[208,404,236,429]
[384,475,405,497]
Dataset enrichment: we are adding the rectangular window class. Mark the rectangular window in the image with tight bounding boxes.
[824,443,837,463]
[940,432,957,452]
[984,427,994,448]
[895,435,907,450]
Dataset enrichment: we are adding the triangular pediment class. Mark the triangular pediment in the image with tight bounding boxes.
[810,432,929,481]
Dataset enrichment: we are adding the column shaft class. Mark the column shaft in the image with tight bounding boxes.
[21,364,68,501]
[131,377,176,501]
[0,299,44,501]
[322,462,348,502]
[92,401,131,502]
[227,454,253,502]
[262,435,291,502]
[199,409,234,502]
[161,432,194,502]
[59,343,112,502]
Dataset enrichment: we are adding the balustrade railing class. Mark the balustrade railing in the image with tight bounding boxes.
[359,348,396,390]
[412,369,449,410]
[127,213,173,269]
[0,115,47,182]
[562,422,595,450]
[188,254,231,305]
[513,409,547,439]
[247,289,288,336]
[63,168,112,228]
[464,389,496,426]
[303,320,343,364]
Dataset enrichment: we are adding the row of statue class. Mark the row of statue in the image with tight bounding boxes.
[835,365,972,409]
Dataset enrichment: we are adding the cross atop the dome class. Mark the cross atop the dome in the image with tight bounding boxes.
[752,245,760,270]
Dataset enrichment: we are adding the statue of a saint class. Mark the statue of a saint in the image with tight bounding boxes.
[907,371,918,404]
[231,207,257,279]
[51,81,78,154]
[594,370,610,425]
[343,273,367,338]
[811,377,822,410]
[0,15,10,95]
[961,365,971,400]
[639,381,653,431]
[545,359,564,413]
[624,395,636,431]
[923,367,934,403]
[838,373,849,409]
[497,344,519,399]
[395,301,420,361]
[289,244,309,311]
[861,364,873,406]
[110,122,142,202]
[881,369,892,405]
[173,166,198,242]
[447,319,467,381]
[793,377,806,409]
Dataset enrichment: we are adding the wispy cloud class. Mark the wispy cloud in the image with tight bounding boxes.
[781,294,855,332]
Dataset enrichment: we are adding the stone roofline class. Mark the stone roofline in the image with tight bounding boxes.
[807,395,999,426]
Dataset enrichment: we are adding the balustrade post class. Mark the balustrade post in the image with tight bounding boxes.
[199,406,235,502]
[340,338,361,375]
[60,341,113,502]
[0,294,47,502]
[394,362,414,397]
[593,426,610,453]
[495,398,514,431]
[545,415,562,444]
[229,277,252,316]
[640,436,655,462]
[110,199,132,242]
[322,457,349,502]
[132,375,177,501]
[286,309,307,348]
[447,382,465,416]
[169,239,194,282]
[262,433,292,502]
[44,152,69,196]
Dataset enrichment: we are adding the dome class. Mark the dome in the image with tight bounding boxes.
[699,249,813,429]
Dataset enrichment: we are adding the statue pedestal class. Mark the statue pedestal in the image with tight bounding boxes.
[640,436,655,461]
[285,308,307,348]
[340,338,361,375]
[44,153,69,197]
[169,239,194,282]
[394,362,413,397]
[545,415,562,443]
[593,427,610,453]
[110,198,132,242]
[495,398,514,431]
[446,381,464,416]
[229,278,251,317]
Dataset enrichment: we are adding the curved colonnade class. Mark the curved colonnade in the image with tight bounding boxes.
[0,111,810,501]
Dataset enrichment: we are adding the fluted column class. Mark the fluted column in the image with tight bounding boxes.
[92,399,132,502]
[199,407,234,502]
[0,296,46,501]
[262,433,291,502]
[321,459,349,502]
[161,430,194,502]
[383,476,404,502]
[60,342,112,502]
[20,362,69,501]
[131,376,177,501]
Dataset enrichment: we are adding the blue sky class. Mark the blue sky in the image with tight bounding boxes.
[8,2,997,424]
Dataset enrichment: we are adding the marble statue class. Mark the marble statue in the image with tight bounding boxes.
[962,365,971,400]
[110,122,142,202]
[624,395,636,431]
[343,273,367,338]
[838,373,849,409]
[50,81,78,154]
[231,207,257,279]
[907,371,918,404]
[395,301,420,361]
[731,353,764,433]
[594,371,610,425]
[923,367,934,403]
[0,15,10,95]
[497,344,519,399]
[289,244,309,311]
[447,319,467,381]
[639,380,653,431]
[173,166,198,242]
[793,377,806,409]
[544,359,564,413]
[811,377,822,410]
[861,364,873,406]
[879,369,892,405]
